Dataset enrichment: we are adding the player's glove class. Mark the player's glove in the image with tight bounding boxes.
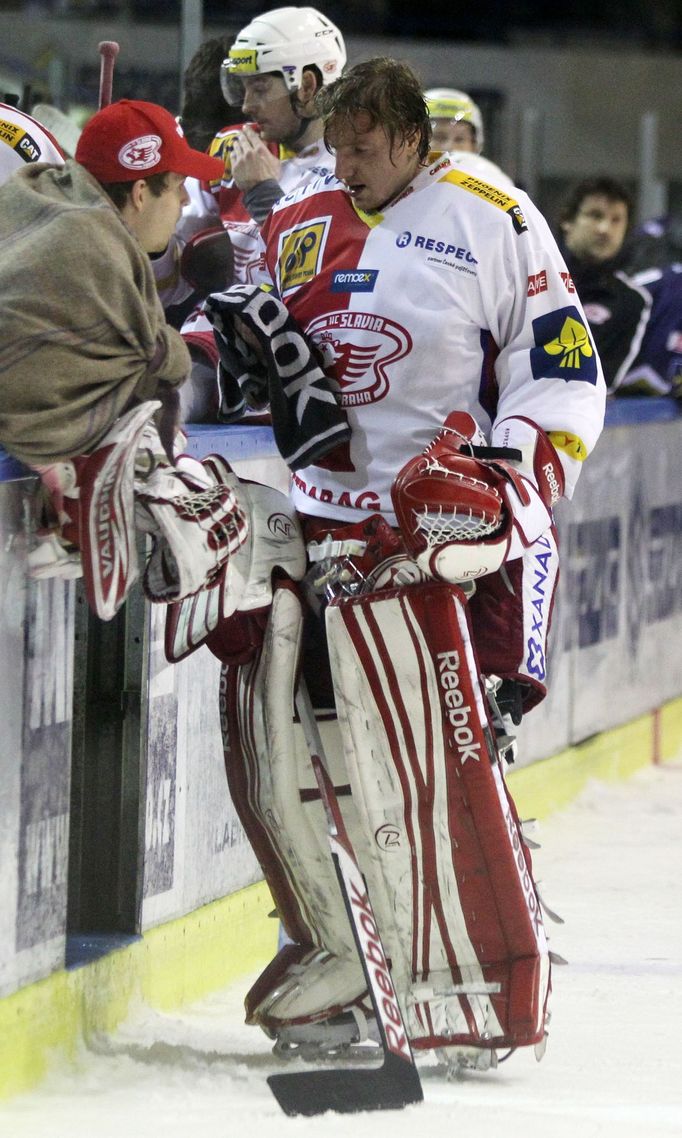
[391,412,564,583]
[179,225,235,297]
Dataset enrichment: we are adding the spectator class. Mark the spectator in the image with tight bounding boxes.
[558,176,651,390]
[0,98,245,607]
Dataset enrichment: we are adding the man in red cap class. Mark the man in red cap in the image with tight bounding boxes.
[0,98,224,467]
[0,100,247,611]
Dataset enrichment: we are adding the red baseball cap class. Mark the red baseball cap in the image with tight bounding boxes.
[75,99,224,183]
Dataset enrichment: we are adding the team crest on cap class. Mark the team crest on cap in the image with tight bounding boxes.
[118,133,162,170]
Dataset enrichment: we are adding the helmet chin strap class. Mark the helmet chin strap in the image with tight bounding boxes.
[282,87,320,148]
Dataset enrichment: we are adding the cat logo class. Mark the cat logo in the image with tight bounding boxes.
[530,306,598,383]
[277,217,330,295]
[0,119,41,163]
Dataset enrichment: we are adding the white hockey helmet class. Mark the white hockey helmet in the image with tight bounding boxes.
[424,88,484,153]
[221,7,346,106]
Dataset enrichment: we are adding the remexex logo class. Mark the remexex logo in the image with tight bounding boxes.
[395,230,477,262]
[331,269,379,292]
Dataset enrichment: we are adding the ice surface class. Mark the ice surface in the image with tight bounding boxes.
[3,760,682,1138]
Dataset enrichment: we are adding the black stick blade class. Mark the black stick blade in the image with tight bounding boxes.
[267,1049,423,1116]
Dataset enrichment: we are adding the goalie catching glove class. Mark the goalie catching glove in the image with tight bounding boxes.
[135,453,249,604]
[391,411,565,583]
[179,225,235,297]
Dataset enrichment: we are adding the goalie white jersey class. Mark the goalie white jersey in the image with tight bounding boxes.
[257,154,607,524]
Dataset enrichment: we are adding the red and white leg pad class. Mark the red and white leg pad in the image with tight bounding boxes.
[323,580,551,1053]
[218,581,369,1027]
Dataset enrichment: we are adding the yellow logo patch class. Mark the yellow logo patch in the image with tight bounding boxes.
[441,168,528,233]
[548,431,588,462]
[543,316,594,370]
[530,306,598,385]
[277,219,329,294]
[227,48,258,74]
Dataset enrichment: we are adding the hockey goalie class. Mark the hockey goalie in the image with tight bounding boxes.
[161,53,606,1079]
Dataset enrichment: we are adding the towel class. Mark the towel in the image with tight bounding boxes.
[204,285,351,471]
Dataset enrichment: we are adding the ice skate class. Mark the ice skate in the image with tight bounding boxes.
[271,1004,382,1062]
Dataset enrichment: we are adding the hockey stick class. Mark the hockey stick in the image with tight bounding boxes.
[98,40,119,109]
[267,681,423,1117]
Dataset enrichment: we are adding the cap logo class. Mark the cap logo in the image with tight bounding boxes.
[118,133,162,170]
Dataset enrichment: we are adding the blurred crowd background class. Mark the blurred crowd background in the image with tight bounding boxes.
[1,0,680,224]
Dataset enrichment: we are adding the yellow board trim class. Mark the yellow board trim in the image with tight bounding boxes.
[2,696,681,1101]
[0,880,277,1100]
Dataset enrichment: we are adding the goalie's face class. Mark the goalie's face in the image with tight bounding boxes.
[329,114,422,212]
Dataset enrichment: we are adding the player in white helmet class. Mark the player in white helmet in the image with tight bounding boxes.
[215,6,346,221]
[425,87,485,152]
[425,86,515,191]
[171,6,347,421]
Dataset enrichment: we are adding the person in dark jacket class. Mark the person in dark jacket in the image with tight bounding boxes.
[558,176,651,391]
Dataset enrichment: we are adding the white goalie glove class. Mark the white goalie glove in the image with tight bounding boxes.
[31,406,249,618]
[134,452,249,604]
[391,411,565,583]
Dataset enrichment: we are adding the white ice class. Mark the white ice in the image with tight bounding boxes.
[2,759,682,1138]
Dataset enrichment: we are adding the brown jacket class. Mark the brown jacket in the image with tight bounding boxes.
[0,160,190,464]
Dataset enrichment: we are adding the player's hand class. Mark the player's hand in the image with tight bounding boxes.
[230,125,282,192]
